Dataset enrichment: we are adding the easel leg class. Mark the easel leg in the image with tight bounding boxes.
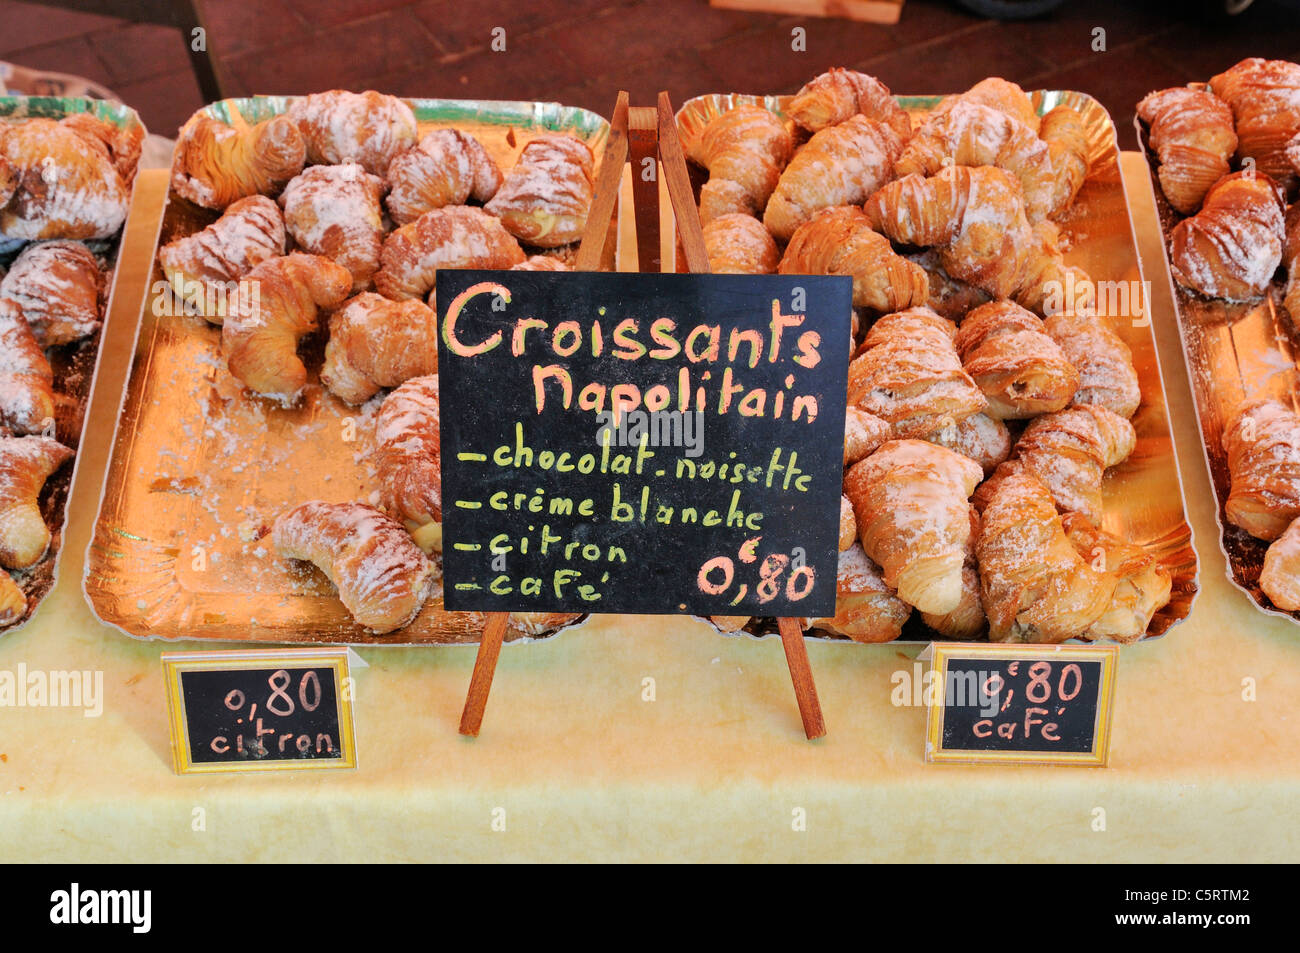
[777,617,826,740]
[459,612,511,737]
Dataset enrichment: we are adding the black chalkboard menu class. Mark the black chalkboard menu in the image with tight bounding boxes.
[437,270,853,618]
[924,644,1118,766]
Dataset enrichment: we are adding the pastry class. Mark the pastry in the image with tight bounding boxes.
[786,68,911,140]
[843,406,891,465]
[704,213,779,274]
[0,571,25,627]
[687,104,792,220]
[923,411,1010,476]
[0,435,74,569]
[279,163,386,292]
[1062,513,1172,642]
[374,206,524,301]
[954,299,1079,419]
[1042,307,1141,418]
[1223,399,1300,541]
[936,77,1040,133]
[1209,57,1300,191]
[905,250,992,320]
[58,112,144,184]
[512,255,570,272]
[1040,105,1092,214]
[1013,220,1096,315]
[171,107,305,210]
[1261,515,1300,610]
[919,508,985,639]
[286,90,417,176]
[1170,171,1286,300]
[374,375,441,553]
[0,299,54,435]
[811,544,912,643]
[1137,86,1238,214]
[485,136,595,247]
[321,293,439,405]
[0,240,102,347]
[1285,201,1299,318]
[386,128,503,225]
[838,494,856,552]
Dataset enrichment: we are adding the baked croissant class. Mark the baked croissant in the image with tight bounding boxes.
[1042,307,1141,418]
[321,293,438,405]
[765,115,902,242]
[864,165,1034,300]
[905,250,992,320]
[1013,220,1095,315]
[0,570,25,627]
[847,307,987,440]
[0,299,54,435]
[374,206,525,300]
[0,118,129,239]
[171,108,305,210]
[222,252,352,402]
[920,507,985,639]
[838,494,857,552]
[1170,171,1286,300]
[698,178,754,225]
[1061,513,1171,642]
[286,90,417,176]
[0,240,102,347]
[976,464,1116,643]
[1223,399,1300,541]
[687,104,792,219]
[954,299,1078,419]
[1040,105,1092,214]
[843,406,891,465]
[704,213,779,274]
[58,112,143,184]
[375,375,442,553]
[280,163,386,293]
[159,194,286,323]
[385,128,503,225]
[1209,58,1300,191]
[272,500,435,634]
[779,205,928,312]
[937,77,1040,133]
[811,544,912,643]
[786,68,911,140]
[843,439,983,615]
[0,435,74,569]
[923,411,1011,476]
[485,136,594,247]
[1137,87,1238,214]
[1261,515,1300,610]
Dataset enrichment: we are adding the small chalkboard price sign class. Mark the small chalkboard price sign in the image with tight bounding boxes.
[924,643,1118,767]
[161,649,357,774]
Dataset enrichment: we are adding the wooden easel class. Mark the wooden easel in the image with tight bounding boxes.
[459,91,826,741]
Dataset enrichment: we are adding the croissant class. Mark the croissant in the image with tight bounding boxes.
[1013,220,1095,315]
[280,163,386,293]
[375,375,442,553]
[905,250,992,320]
[272,500,434,634]
[954,299,1078,419]
[159,195,286,323]
[977,465,1115,643]
[0,118,129,239]
[847,307,987,439]
[811,544,912,643]
[938,77,1040,133]
[786,68,911,140]
[386,128,503,225]
[843,439,983,615]
[0,299,54,435]
[1209,58,1300,191]
[1040,105,1091,213]
[698,178,754,225]
[1137,87,1238,214]
[286,90,417,176]
[485,136,594,247]
[321,293,438,405]
[171,107,305,210]
[512,255,570,272]
[704,213,778,274]
[765,115,902,241]
[843,406,891,465]
[1170,171,1286,300]
[222,253,352,402]
[923,411,1010,476]
[0,571,25,627]
[687,104,792,218]
[779,205,928,312]
[374,206,525,301]
[838,494,857,552]
[0,435,74,569]
[864,165,1033,300]
[1061,513,1171,642]
[1223,399,1300,541]
[920,507,985,639]
[58,112,143,184]
[1042,307,1141,418]
[1261,515,1300,610]
[0,240,102,347]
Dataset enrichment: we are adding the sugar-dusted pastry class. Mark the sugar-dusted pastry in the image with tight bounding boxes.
[864,165,1034,300]
[786,68,911,140]
[272,501,435,634]
[704,213,778,274]
[1170,171,1286,300]
[374,375,442,553]
[935,77,1039,133]
[321,293,438,406]
[847,307,987,440]
[1137,87,1238,214]
[1013,219,1096,315]
[485,136,594,247]
[58,112,144,184]
[1040,105,1092,215]
[1223,399,1300,541]
[977,464,1116,643]
[954,299,1078,419]
[920,508,984,639]
[0,240,102,347]
[222,253,352,402]
[843,439,983,615]
[385,128,503,225]
[779,205,928,312]
[923,411,1010,476]
[374,206,525,301]
[1209,58,1300,190]
[159,194,286,323]
[0,299,54,435]
[687,104,792,220]
[171,107,305,210]
[1261,515,1300,610]
[286,90,417,176]
[1042,307,1141,418]
[0,435,74,569]
[1061,513,1172,642]
[1285,201,1299,319]
[811,544,912,643]
[0,117,129,239]
[0,571,25,627]
[843,406,891,465]
[511,255,569,272]
[765,115,902,242]
[279,163,386,293]
[905,250,992,320]
[698,178,753,225]
[838,495,856,552]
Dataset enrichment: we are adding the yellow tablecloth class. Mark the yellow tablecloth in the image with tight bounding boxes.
[2,158,1297,863]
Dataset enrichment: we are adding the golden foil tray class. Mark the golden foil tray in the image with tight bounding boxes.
[675,90,1199,643]
[83,97,615,644]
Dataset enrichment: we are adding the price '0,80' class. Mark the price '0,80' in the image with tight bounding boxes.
[223,669,323,719]
[697,537,814,606]
[985,661,1084,707]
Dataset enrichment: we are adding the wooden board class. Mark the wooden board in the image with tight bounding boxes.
[708,0,904,24]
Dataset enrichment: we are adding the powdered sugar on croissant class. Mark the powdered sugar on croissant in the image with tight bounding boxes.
[280,163,386,293]
[0,240,102,347]
[321,293,438,405]
[485,136,595,247]
[0,299,54,436]
[386,128,502,225]
[374,375,442,553]
[374,206,524,301]
[0,435,74,569]
[787,68,911,139]
[286,90,417,176]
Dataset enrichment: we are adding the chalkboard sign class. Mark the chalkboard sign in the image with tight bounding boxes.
[437,270,853,618]
[161,649,357,774]
[924,644,1118,767]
